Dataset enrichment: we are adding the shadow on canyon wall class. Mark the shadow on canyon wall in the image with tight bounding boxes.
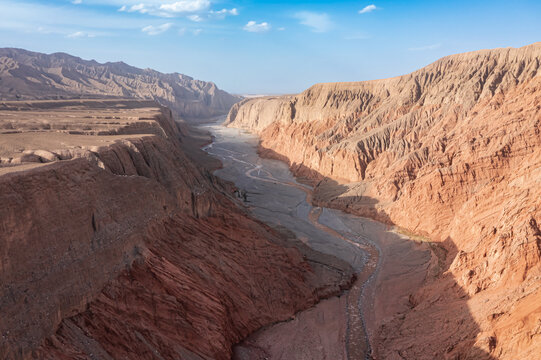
[259,146,496,359]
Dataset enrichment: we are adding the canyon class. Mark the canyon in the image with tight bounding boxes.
[226,43,541,359]
[1,41,539,360]
[0,100,354,359]
[199,122,432,360]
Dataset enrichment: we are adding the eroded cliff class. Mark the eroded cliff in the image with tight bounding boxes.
[226,43,541,359]
[0,48,241,119]
[0,100,353,359]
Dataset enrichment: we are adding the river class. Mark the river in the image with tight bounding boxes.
[199,118,431,360]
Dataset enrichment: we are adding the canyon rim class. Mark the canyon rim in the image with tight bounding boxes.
[1,1,541,359]
[226,42,541,359]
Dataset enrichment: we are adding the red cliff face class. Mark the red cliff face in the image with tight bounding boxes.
[0,100,353,359]
[226,43,541,358]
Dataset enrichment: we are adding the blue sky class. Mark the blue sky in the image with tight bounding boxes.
[0,0,540,94]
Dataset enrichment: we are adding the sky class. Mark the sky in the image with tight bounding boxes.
[0,0,540,94]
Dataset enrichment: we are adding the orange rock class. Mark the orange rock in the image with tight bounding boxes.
[227,43,541,359]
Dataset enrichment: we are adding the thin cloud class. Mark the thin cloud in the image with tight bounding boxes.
[72,0,83,4]
[118,1,210,17]
[0,0,153,33]
[67,31,95,38]
[37,26,51,34]
[159,0,210,13]
[294,12,332,33]
[243,21,270,33]
[141,22,172,35]
[359,4,377,14]
[114,1,236,20]
[210,8,238,18]
[188,14,203,22]
[36,27,103,37]
[120,3,149,14]
[178,27,204,37]
[408,43,442,51]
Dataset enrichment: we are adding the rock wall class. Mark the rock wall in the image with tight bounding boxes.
[226,43,541,359]
[0,100,353,359]
[0,48,241,119]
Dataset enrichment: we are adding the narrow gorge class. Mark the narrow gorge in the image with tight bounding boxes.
[226,43,541,359]
[0,99,354,359]
[1,41,540,360]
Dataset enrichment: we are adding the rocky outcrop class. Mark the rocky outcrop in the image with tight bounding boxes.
[0,48,241,119]
[226,43,541,358]
[0,100,353,359]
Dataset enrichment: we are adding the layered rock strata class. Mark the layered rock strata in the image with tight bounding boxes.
[0,100,353,359]
[226,43,541,359]
[0,48,241,119]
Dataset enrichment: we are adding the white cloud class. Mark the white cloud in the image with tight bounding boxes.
[119,3,150,14]
[141,22,172,35]
[0,0,151,33]
[130,3,146,11]
[72,0,83,4]
[408,43,442,51]
[359,4,377,14]
[67,31,84,38]
[118,1,210,17]
[159,0,210,13]
[178,28,202,35]
[67,31,95,38]
[0,0,231,39]
[243,21,270,33]
[115,1,235,19]
[210,8,238,18]
[277,27,285,31]
[188,14,203,22]
[294,12,332,33]
[36,26,102,37]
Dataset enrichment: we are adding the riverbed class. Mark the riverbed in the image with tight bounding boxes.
[199,118,431,360]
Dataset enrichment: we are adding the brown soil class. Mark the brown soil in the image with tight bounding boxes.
[0,100,354,359]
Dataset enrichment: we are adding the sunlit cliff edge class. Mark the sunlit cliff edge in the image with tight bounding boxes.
[226,43,541,359]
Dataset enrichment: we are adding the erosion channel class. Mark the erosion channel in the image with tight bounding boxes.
[200,117,432,360]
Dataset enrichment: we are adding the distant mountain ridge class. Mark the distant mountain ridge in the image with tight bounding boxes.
[0,48,241,119]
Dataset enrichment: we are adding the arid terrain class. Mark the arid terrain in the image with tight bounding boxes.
[0,48,240,119]
[0,99,354,359]
[1,41,540,360]
[199,122,432,360]
[226,43,541,359]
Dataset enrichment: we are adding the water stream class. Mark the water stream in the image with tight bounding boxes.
[199,118,429,360]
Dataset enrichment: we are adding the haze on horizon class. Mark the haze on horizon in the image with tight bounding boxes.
[1,0,540,95]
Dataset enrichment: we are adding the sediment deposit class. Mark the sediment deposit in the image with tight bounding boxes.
[226,43,541,359]
[0,48,241,119]
[0,100,353,359]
